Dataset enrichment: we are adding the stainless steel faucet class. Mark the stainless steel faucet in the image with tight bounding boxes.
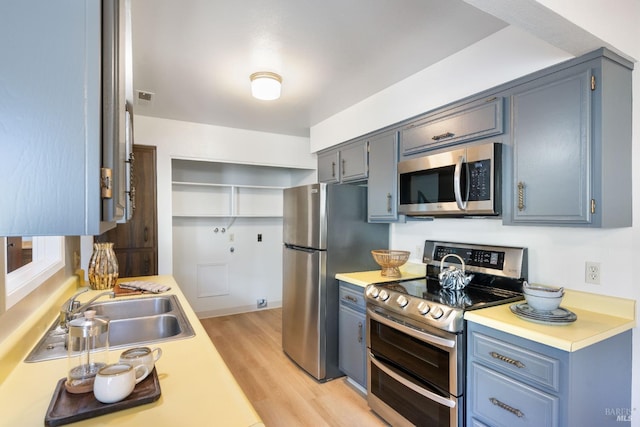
[59,287,115,330]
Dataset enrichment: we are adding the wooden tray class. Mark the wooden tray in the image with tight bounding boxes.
[44,369,161,426]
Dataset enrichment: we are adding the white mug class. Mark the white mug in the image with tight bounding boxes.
[93,363,148,404]
[119,347,162,381]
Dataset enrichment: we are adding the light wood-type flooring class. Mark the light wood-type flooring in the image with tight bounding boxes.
[200,308,389,427]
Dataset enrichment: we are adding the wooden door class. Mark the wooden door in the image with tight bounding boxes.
[99,145,158,277]
[6,237,26,273]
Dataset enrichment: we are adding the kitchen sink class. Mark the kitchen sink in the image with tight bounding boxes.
[108,314,184,346]
[85,295,174,320]
[25,295,195,362]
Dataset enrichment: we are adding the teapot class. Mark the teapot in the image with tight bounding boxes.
[438,254,474,291]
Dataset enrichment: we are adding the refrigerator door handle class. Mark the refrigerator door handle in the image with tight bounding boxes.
[285,244,319,253]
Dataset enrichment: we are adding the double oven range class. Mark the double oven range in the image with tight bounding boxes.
[365,241,527,427]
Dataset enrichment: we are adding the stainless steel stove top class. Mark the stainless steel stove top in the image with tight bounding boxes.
[365,241,527,333]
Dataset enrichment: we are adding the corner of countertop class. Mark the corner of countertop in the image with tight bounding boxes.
[400,262,426,275]
[336,262,426,287]
[562,289,636,321]
[465,289,636,352]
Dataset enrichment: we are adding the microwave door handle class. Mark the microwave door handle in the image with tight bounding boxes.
[454,155,468,210]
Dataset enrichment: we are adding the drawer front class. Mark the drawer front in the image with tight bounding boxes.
[471,330,560,391]
[339,284,366,311]
[471,363,559,427]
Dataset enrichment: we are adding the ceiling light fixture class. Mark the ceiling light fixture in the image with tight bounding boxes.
[250,71,282,101]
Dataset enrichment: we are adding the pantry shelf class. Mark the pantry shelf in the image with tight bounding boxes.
[171,181,284,218]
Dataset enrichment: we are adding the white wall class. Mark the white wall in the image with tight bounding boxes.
[310,26,572,152]
[172,216,284,317]
[134,117,315,315]
[310,5,640,425]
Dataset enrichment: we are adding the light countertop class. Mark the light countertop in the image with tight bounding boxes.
[336,263,426,287]
[0,275,263,427]
[336,267,636,353]
[465,289,636,352]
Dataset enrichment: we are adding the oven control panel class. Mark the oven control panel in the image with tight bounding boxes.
[434,246,505,270]
[423,240,527,279]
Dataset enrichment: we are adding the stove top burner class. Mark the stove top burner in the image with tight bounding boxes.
[381,278,523,311]
[365,240,528,333]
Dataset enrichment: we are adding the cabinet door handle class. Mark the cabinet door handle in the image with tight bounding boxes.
[431,131,454,141]
[490,397,524,418]
[128,152,136,214]
[386,193,392,213]
[357,321,363,343]
[344,295,358,303]
[490,351,526,369]
[331,161,336,178]
[143,226,149,242]
[342,159,346,177]
[517,182,526,211]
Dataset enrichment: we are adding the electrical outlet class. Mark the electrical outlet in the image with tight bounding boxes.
[257,298,267,308]
[585,261,601,285]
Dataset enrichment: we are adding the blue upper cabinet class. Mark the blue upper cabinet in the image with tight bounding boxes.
[367,131,400,222]
[0,0,129,237]
[317,139,368,184]
[503,50,633,227]
[400,96,504,157]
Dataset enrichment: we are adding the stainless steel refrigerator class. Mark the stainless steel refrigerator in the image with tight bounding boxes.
[282,183,389,381]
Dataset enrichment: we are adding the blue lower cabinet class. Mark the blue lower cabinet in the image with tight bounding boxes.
[466,321,632,427]
[338,281,367,388]
[470,363,559,426]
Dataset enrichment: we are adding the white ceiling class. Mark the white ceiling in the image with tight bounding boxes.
[130,0,508,137]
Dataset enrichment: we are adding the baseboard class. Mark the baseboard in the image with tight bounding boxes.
[345,376,367,396]
[196,300,282,319]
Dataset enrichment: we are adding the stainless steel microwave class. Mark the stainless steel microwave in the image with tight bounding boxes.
[398,142,501,216]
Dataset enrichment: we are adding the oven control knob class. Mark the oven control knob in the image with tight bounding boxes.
[417,301,431,315]
[369,287,380,298]
[396,295,409,308]
[379,290,390,301]
[431,307,444,319]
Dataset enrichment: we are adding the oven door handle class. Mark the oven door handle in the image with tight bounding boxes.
[369,353,456,409]
[453,154,468,211]
[367,308,456,349]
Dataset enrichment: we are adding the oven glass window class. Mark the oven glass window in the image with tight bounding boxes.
[369,318,453,396]
[399,164,463,205]
[370,360,453,427]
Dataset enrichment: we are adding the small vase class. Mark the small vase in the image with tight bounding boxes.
[88,242,119,290]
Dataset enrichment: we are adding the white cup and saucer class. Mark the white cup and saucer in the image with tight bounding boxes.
[119,346,163,381]
[93,363,148,404]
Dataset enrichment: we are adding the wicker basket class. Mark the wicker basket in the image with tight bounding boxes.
[371,250,410,277]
